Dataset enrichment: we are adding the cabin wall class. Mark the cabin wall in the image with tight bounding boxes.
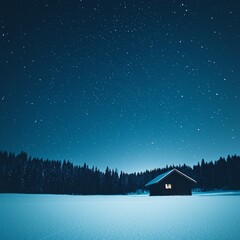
[149,172,193,196]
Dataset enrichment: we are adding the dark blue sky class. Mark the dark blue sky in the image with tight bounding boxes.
[0,0,240,172]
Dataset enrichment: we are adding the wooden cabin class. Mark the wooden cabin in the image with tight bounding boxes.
[145,168,197,196]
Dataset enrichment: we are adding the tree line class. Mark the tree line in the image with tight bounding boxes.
[0,150,240,194]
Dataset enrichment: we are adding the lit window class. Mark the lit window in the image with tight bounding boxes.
[165,184,172,189]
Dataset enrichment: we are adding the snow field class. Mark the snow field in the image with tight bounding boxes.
[0,194,239,240]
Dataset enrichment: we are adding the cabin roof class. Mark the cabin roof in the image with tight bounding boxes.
[145,168,197,187]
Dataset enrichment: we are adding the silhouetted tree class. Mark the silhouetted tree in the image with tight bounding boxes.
[1,150,240,194]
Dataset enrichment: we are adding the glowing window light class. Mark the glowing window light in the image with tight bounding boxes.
[165,184,172,189]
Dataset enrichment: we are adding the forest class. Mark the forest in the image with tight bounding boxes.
[0,150,240,194]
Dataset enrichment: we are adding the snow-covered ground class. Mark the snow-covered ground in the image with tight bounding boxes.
[0,193,239,240]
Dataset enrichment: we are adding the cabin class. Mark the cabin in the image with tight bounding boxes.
[145,168,197,196]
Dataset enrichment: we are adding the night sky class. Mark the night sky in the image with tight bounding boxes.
[1,0,240,173]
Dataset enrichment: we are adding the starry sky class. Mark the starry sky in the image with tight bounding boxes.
[0,0,240,173]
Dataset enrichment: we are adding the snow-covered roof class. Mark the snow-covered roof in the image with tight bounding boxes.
[145,168,197,187]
